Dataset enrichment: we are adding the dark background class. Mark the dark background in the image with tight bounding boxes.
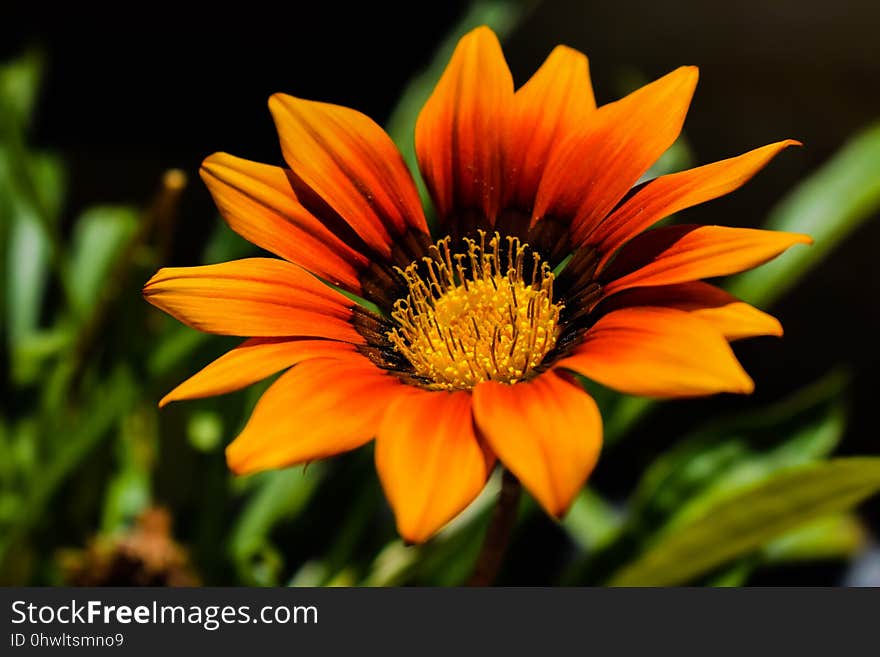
[3,0,879,583]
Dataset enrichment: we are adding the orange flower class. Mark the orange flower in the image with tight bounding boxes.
[144,27,810,542]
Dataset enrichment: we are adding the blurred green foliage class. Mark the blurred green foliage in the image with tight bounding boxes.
[609,458,880,586]
[2,2,880,587]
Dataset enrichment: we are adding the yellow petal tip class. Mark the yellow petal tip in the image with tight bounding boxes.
[768,316,785,337]
[678,65,700,81]
[397,527,429,545]
[141,276,159,300]
[469,24,496,37]
[267,92,294,115]
[200,152,230,175]
[225,443,251,477]
[737,373,756,395]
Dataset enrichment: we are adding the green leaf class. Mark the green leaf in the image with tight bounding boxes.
[7,332,73,389]
[0,50,44,129]
[229,466,324,585]
[68,206,139,318]
[651,373,847,533]
[6,209,51,344]
[608,458,880,586]
[0,366,137,566]
[561,488,623,551]
[704,559,755,587]
[727,121,880,307]
[8,419,38,479]
[761,513,868,564]
[704,513,866,586]
[23,151,65,229]
[101,405,158,534]
[636,372,843,531]
[4,153,65,356]
[563,372,847,584]
[101,468,151,534]
[1,58,67,370]
[761,512,866,564]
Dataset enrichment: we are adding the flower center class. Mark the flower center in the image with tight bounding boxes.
[387,232,562,391]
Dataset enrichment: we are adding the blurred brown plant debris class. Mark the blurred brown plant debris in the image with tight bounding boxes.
[58,508,199,586]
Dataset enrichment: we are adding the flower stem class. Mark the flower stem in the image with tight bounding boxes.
[467,468,522,586]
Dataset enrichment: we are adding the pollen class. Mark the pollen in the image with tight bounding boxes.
[387,232,562,390]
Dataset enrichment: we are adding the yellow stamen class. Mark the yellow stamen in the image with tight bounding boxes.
[388,232,562,390]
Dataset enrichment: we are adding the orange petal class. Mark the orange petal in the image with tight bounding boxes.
[143,258,361,341]
[504,45,596,211]
[601,225,812,296]
[226,356,407,475]
[159,338,359,407]
[534,66,698,240]
[472,371,602,517]
[200,153,367,292]
[603,282,782,341]
[592,140,800,267]
[415,26,514,222]
[269,94,427,257]
[557,307,754,397]
[375,390,492,543]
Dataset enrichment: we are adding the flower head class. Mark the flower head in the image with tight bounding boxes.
[144,27,810,542]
